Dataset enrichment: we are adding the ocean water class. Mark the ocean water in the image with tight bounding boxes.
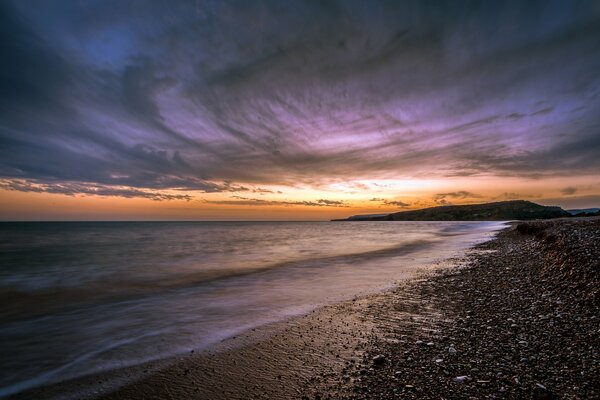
[0,221,505,396]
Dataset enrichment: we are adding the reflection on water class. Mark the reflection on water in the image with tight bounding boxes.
[0,221,505,396]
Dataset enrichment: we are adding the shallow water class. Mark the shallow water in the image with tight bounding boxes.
[0,221,505,396]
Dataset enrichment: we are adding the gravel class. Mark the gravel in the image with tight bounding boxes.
[323,217,599,399]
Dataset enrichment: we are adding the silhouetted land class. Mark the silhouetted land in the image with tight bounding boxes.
[333,200,571,221]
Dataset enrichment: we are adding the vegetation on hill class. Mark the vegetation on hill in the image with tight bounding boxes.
[334,200,571,221]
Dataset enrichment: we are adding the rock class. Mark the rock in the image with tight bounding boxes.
[454,375,469,383]
[448,346,457,354]
[532,383,556,399]
[372,354,386,366]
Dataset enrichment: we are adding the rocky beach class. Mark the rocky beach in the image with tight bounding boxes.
[9,218,599,400]
[328,217,600,399]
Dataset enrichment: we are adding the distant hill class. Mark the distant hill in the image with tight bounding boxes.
[345,213,390,221]
[567,208,600,216]
[333,200,571,221]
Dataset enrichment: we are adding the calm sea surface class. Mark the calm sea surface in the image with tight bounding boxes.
[0,221,505,396]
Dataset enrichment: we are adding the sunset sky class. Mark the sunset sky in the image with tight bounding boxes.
[1,0,600,220]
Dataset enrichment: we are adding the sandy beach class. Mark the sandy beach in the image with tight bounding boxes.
[9,218,599,400]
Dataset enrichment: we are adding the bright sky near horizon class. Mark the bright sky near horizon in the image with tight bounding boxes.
[1,0,600,220]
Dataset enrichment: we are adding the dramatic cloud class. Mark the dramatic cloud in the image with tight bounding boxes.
[1,0,599,201]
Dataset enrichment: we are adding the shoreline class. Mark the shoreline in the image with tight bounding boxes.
[9,218,599,399]
[9,255,461,400]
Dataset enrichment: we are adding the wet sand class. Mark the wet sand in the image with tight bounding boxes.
[10,218,599,399]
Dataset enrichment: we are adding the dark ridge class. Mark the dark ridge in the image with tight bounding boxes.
[333,200,571,221]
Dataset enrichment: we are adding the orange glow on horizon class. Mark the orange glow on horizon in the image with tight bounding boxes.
[1,174,599,220]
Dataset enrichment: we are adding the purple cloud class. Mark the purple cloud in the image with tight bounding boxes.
[0,0,599,201]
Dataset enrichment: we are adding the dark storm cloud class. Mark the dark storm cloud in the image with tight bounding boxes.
[0,2,71,113]
[1,0,600,199]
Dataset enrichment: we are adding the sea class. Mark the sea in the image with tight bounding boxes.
[0,221,506,396]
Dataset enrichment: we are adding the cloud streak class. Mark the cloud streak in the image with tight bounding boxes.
[433,191,483,205]
[0,180,192,201]
[205,196,349,208]
[561,186,578,195]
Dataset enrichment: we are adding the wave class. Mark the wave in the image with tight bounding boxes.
[0,238,436,324]
[0,221,506,397]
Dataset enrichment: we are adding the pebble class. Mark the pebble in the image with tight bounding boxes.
[334,219,599,399]
[372,354,386,366]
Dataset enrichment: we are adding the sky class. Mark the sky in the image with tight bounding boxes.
[1,0,600,220]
